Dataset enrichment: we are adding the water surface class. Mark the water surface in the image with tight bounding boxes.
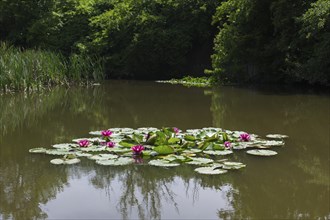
[0,81,329,219]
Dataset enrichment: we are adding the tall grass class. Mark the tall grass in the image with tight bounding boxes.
[0,42,104,92]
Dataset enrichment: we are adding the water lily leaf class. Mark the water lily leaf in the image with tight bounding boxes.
[50,159,64,165]
[246,149,278,156]
[194,167,228,175]
[52,143,78,149]
[154,145,174,155]
[45,149,73,155]
[88,154,118,160]
[168,137,180,144]
[118,141,136,148]
[222,161,246,170]
[148,159,180,167]
[96,157,134,166]
[29,148,47,153]
[203,150,233,156]
[75,152,93,157]
[50,157,81,165]
[184,135,197,141]
[186,157,214,165]
[89,131,102,136]
[80,146,106,152]
[182,149,202,154]
[262,140,285,147]
[107,147,131,153]
[266,134,288,139]
[212,143,225,150]
[64,158,81,164]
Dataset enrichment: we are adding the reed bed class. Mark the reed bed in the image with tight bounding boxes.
[0,42,104,92]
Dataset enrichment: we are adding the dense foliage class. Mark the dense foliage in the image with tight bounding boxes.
[210,0,330,85]
[0,0,329,85]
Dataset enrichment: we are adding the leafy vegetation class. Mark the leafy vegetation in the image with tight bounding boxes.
[0,0,329,85]
[209,0,330,85]
[157,76,212,87]
[0,43,103,92]
[29,127,288,174]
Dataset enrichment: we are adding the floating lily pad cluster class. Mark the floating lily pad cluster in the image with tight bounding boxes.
[29,127,288,175]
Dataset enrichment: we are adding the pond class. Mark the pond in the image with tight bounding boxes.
[0,80,329,219]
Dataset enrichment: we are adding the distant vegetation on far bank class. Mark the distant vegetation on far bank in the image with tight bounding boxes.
[0,43,103,92]
[0,0,328,86]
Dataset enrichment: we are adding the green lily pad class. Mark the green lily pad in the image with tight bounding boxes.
[75,152,93,157]
[80,146,106,152]
[222,161,246,170]
[185,157,214,165]
[96,157,134,166]
[262,140,285,147]
[52,143,78,149]
[154,145,174,155]
[266,134,289,139]
[88,154,119,160]
[50,158,81,165]
[194,167,228,175]
[29,148,47,153]
[45,149,73,155]
[148,159,180,167]
[182,149,202,154]
[246,149,278,156]
[203,150,233,156]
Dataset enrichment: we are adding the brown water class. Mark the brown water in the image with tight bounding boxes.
[0,81,329,219]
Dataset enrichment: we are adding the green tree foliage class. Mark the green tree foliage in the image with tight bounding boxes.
[210,0,329,85]
[86,0,219,79]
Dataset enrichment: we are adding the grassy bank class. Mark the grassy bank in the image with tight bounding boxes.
[0,43,104,92]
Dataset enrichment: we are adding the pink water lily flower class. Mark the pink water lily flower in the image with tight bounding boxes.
[78,139,90,147]
[173,127,180,134]
[224,141,231,148]
[239,133,251,142]
[106,142,115,148]
[131,145,144,155]
[101,130,113,137]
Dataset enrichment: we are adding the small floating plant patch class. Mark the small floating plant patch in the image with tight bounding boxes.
[29,127,287,175]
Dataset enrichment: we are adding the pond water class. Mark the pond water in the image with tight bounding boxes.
[0,81,329,219]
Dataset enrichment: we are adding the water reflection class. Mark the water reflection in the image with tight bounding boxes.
[0,81,329,219]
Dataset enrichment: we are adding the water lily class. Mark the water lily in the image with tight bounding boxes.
[173,127,180,134]
[101,130,113,137]
[78,139,90,147]
[224,141,231,149]
[131,145,144,155]
[240,133,251,142]
[106,142,115,148]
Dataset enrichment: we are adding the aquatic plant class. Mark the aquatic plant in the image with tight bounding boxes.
[131,145,144,155]
[0,42,104,92]
[78,139,90,147]
[101,130,113,137]
[239,133,251,142]
[29,127,288,175]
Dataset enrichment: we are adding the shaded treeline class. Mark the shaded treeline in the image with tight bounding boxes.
[0,0,329,85]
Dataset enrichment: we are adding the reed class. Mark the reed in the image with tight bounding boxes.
[0,42,104,92]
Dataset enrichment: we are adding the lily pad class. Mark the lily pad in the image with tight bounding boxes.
[88,154,118,160]
[45,149,73,155]
[203,150,233,156]
[266,134,289,139]
[246,149,278,156]
[80,146,106,152]
[50,158,81,165]
[194,167,228,175]
[96,157,134,166]
[222,161,246,170]
[262,140,285,147]
[75,152,93,157]
[148,159,180,167]
[52,143,78,149]
[185,157,214,165]
[29,148,47,153]
[154,145,175,155]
